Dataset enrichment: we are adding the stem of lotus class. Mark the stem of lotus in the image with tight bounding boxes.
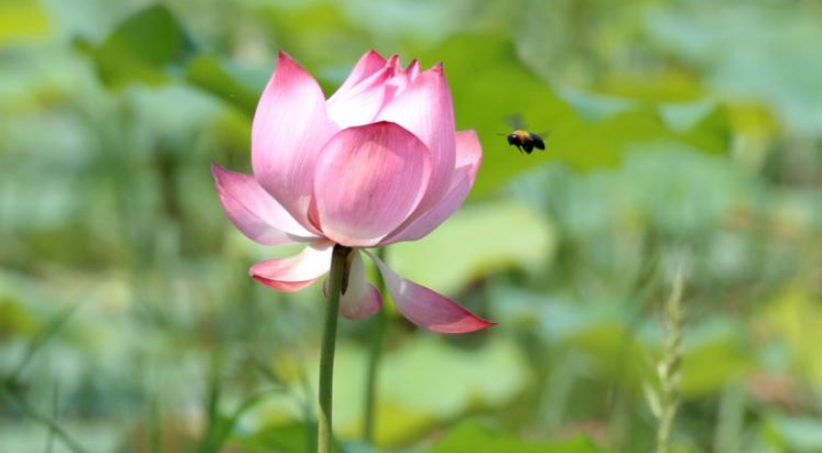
[318,244,353,453]
[363,246,388,443]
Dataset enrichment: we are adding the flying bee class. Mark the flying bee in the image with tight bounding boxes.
[506,130,545,154]
[500,114,548,154]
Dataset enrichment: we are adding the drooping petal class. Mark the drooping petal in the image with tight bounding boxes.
[212,163,316,245]
[339,251,382,320]
[327,50,388,104]
[313,122,431,247]
[376,63,456,212]
[251,52,339,233]
[368,251,495,334]
[249,241,333,292]
[381,130,482,244]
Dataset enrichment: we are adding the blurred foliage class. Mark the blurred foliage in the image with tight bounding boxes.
[425,420,616,453]
[76,4,195,88]
[1,0,822,453]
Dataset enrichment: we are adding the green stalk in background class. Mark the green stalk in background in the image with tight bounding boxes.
[646,269,685,453]
[318,245,353,453]
[363,247,388,443]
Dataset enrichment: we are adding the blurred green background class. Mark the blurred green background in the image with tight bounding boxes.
[2,0,822,452]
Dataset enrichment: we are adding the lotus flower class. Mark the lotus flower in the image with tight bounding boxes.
[212,50,494,333]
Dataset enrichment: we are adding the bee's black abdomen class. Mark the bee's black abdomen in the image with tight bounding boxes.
[531,134,545,150]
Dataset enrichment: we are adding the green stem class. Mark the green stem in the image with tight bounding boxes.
[318,245,352,453]
[363,247,388,443]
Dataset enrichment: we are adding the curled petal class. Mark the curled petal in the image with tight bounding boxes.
[327,50,388,104]
[212,163,316,245]
[338,251,382,320]
[249,241,333,292]
[376,63,456,212]
[382,130,482,244]
[313,122,431,247]
[251,52,339,233]
[367,251,495,334]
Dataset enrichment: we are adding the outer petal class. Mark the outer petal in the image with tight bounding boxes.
[251,52,339,233]
[376,63,456,212]
[212,163,316,244]
[338,252,383,320]
[249,241,333,292]
[381,130,482,244]
[368,252,495,334]
[313,122,431,247]
[327,50,388,104]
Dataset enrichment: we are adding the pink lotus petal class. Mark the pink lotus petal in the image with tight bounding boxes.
[367,251,495,334]
[327,53,415,130]
[382,55,409,97]
[381,130,482,244]
[212,163,316,245]
[327,66,394,129]
[339,251,382,320]
[327,50,387,104]
[251,52,339,234]
[249,241,333,292]
[406,59,420,82]
[376,63,456,213]
[454,130,484,167]
[313,122,431,247]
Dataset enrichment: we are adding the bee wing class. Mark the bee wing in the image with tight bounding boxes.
[504,113,525,131]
